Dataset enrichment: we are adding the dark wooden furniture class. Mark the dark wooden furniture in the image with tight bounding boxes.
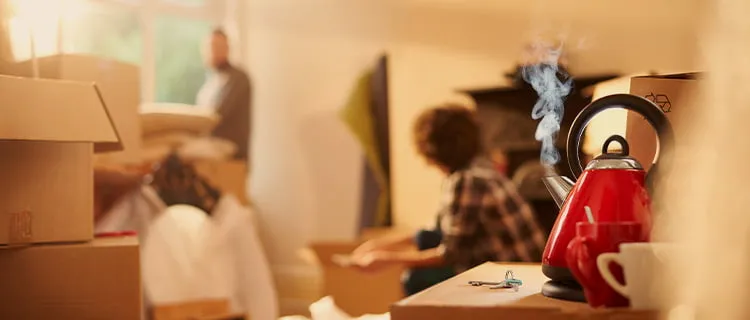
[459,73,619,235]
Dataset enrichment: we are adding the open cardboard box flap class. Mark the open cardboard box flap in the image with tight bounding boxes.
[305,229,416,316]
[307,239,406,317]
[305,228,413,267]
[0,75,122,151]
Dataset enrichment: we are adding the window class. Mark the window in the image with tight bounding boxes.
[7,0,229,104]
[63,1,142,66]
[155,15,211,104]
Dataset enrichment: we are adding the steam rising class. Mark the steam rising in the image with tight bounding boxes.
[522,43,573,168]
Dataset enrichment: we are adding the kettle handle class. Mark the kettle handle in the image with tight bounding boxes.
[567,93,675,179]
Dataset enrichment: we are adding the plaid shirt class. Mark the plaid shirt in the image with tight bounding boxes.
[438,158,547,273]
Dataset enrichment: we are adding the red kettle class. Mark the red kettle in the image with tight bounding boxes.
[539,94,674,292]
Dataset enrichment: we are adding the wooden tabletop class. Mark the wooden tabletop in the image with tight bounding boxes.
[390,262,660,320]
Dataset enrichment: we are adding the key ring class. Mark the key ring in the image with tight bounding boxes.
[467,269,523,292]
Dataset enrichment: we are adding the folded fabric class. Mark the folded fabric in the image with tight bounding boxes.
[140,135,238,163]
[142,131,198,148]
[140,102,220,137]
[179,136,238,161]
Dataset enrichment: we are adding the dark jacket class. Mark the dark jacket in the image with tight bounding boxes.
[212,64,252,160]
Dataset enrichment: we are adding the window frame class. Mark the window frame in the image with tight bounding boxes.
[8,0,240,103]
[72,0,230,102]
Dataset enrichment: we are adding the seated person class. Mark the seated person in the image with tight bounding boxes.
[351,104,547,295]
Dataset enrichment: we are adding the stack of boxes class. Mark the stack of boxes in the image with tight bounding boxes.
[0,54,254,319]
[0,55,142,319]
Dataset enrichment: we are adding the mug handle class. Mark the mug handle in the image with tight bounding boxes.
[566,237,594,288]
[596,253,629,297]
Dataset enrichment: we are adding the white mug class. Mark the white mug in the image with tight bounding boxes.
[596,242,685,310]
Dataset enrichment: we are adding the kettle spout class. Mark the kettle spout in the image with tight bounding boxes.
[541,175,575,209]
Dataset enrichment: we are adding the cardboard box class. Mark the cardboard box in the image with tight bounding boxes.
[152,299,236,320]
[0,236,141,319]
[308,242,405,316]
[0,75,120,245]
[193,160,249,204]
[627,73,701,170]
[305,229,414,317]
[2,54,142,165]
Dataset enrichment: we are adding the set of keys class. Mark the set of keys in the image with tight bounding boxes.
[468,270,523,292]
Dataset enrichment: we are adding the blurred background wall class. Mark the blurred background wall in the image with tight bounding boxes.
[245,0,701,313]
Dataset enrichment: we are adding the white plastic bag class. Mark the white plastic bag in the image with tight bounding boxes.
[210,194,279,320]
[95,185,166,240]
[309,296,353,320]
[141,204,233,305]
[108,189,279,319]
[281,296,389,320]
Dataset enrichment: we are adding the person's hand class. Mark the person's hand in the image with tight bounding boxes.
[352,251,397,273]
[351,238,386,258]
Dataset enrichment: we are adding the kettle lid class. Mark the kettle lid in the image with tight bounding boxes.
[586,134,643,170]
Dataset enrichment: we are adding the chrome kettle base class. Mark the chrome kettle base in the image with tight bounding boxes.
[541,281,586,303]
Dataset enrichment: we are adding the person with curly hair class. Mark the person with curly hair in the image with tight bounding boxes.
[351,104,546,295]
